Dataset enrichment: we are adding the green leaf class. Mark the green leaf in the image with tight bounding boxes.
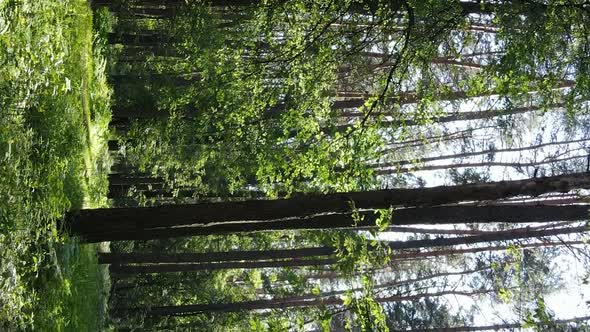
[312,286,321,296]
[341,294,352,306]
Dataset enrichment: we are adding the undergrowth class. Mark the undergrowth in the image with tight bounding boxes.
[0,0,112,329]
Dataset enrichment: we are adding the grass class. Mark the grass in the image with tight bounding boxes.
[34,242,112,331]
[0,0,112,330]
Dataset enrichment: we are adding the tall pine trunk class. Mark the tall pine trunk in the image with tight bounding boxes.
[109,258,337,276]
[104,226,587,272]
[70,197,590,242]
[114,290,495,317]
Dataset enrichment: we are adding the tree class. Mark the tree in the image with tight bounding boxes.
[94,0,590,330]
[68,173,590,242]
[104,225,588,275]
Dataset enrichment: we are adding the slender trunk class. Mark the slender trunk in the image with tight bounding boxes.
[381,226,485,235]
[67,172,590,241]
[377,154,585,174]
[387,126,496,148]
[107,174,166,198]
[118,45,181,59]
[383,220,577,234]
[103,226,587,270]
[91,0,551,15]
[110,72,201,87]
[117,7,176,19]
[110,258,337,275]
[106,100,563,132]
[392,240,586,261]
[107,32,171,46]
[116,289,495,317]
[281,267,490,303]
[358,50,504,61]
[109,106,178,119]
[380,221,577,235]
[339,56,487,78]
[337,103,565,131]
[430,58,484,69]
[383,225,587,251]
[108,174,165,187]
[99,247,334,264]
[92,0,184,8]
[375,137,590,168]
[381,130,493,153]
[116,240,575,285]
[333,82,571,111]
[389,315,590,332]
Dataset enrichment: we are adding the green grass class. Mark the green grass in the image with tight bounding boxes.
[0,0,112,330]
[34,242,111,331]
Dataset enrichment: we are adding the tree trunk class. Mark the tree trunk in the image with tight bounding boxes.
[92,0,184,8]
[110,257,337,276]
[107,32,171,46]
[388,315,590,332]
[383,225,587,250]
[337,102,565,132]
[74,203,590,242]
[275,267,490,304]
[115,289,495,317]
[110,72,201,88]
[99,247,334,264]
[374,137,590,168]
[112,240,583,294]
[377,154,585,174]
[117,45,181,59]
[107,174,166,199]
[67,172,590,241]
[391,240,586,261]
[108,174,165,187]
[384,125,496,150]
[102,226,587,270]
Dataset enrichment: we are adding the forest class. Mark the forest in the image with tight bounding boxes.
[1,0,590,331]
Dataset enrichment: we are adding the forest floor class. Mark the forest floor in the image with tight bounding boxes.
[0,0,112,330]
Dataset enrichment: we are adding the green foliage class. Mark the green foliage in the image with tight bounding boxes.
[34,242,111,331]
[523,297,590,332]
[0,0,111,329]
[374,208,392,232]
[477,0,590,116]
[99,0,590,330]
[342,276,388,332]
[111,0,387,199]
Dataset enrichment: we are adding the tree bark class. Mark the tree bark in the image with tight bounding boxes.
[108,174,165,187]
[92,0,184,8]
[376,154,585,174]
[67,172,590,241]
[275,267,490,304]
[107,174,167,199]
[99,247,334,264]
[383,225,587,250]
[388,315,590,332]
[102,226,587,270]
[110,72,201,88]
[110,257,337,275]
[75,203,590,242]
[108,32,170,46]
[385,126,496,149]
[374,137,590,168]
[391,240,586,261]
[115,289,495,317]
[337,102,566,132]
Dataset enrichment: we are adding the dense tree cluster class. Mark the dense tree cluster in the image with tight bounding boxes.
[65,0,590,330]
